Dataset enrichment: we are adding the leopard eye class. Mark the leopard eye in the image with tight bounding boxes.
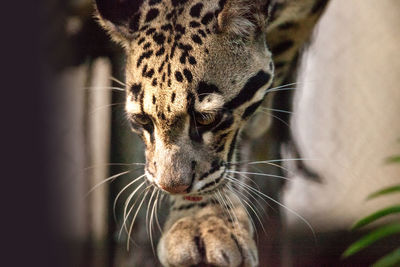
[195,112,220,126]
[132,114,151,125]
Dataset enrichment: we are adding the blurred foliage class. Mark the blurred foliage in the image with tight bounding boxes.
[342,145,400,267]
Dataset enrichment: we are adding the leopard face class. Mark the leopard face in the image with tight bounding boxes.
[96,0,274,195]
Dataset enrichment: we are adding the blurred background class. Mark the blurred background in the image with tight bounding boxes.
[45,0,400,266]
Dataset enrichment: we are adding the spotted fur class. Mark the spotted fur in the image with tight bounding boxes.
[95,0,329,266]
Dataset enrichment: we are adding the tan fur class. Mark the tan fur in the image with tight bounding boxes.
[94,0,329,265]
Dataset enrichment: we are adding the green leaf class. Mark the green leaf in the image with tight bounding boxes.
[372,247,400,267]
[367,185,400,200]
[342,223,400,258]
[351,205,400,230]
[386,155,400,163]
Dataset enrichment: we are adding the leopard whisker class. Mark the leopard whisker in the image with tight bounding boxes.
[216,189,232,223]
[227,175,316,242]
[226,185,265,236]
[85,170,131,197]
[89,102,125,116]
[227,181,267,216]
[227,170,292,181]
[84,163,145,171]
[155,191,164,234]
[249,162,295,178]
[127,186,153,251]
[265,87,297,93]
[120,181,147,236]
[260,107,293,114]
[109,76,126,87]
[227,157,315,167]
[149,189,160,256]
[146,188,157,236]
[226,173,275,213]
[221,189,241,231]
[81,86,126,92]
[214,191,233,226]
[257,110,290,128]
[113,174,146,222]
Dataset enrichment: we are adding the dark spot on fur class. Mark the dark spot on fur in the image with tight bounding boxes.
[137,50,153,67]
[197,29,206,37]
[190,3,203,18]
[161,23,173,32]
[156,47,165,56]
[180,53,187,64]
[197,82,221,101]
[171,92,176,102]
[130,83,142,100]
[274,61,286,69]
[143,42,151,50]
[201,12,214,25]
[175,71,183,82]
[149,0,161,5]
[191,34,202,45]
[167,63,171,76]
[171,0,188,7]
[271,40,294,56]
[145,8,159,22]
[178,43,193,51]
[175,24,186,34]
[158,61,165,73]
[152,95,156,104]
[139,25,149,31]
[137,37,145,45]
[153,32,165,44]
[152,78,158,86]
[224,71,271,109]
[183,69,193,83]
[242,100,262,119]
[129,12,141,32]
[146,28,156,35]
[190,21,201,28]
[142,65,155,78]
[278,21,298,30]
[170,42,177,59]
[227,130,239,163]
[189,56,197,65]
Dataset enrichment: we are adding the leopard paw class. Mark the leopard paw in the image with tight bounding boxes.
[158,216,258,267]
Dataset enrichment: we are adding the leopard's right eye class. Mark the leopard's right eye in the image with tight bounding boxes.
[131,114,151,126]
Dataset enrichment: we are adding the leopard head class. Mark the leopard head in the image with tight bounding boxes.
[95,0,274,195]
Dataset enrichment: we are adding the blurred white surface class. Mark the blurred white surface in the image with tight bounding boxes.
[284,0,400,231]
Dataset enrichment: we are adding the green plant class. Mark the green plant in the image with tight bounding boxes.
[342,150,400,267]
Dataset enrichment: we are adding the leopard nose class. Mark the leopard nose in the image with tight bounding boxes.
[159,183,189,194]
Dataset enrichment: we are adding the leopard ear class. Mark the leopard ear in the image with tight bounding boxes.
[94,0,145,45]
[218,0,272,38]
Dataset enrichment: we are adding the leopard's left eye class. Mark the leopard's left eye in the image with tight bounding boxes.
[195,112,221,126]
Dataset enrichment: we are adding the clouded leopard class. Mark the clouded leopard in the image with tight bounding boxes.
[94,0,329,266]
